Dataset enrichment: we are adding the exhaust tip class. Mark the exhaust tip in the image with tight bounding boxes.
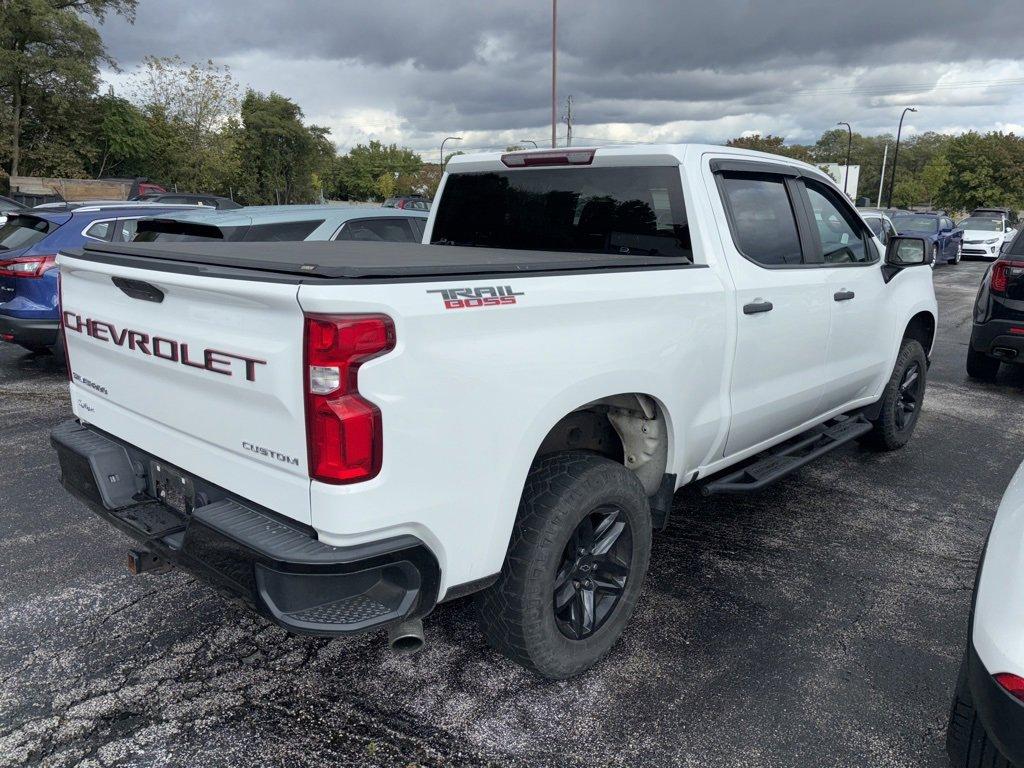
[387,618,424,655]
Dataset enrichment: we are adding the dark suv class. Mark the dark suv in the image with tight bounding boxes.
[967,231,1024,380]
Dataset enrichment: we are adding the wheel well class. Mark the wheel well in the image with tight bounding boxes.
[535,394,669,496]
[903,311,936,358]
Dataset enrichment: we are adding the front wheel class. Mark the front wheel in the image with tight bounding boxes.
[953,242,962,264]
[946,647,1013,767]
[862,339,927,451]
[477,453,652,679]
[931,244,939,268]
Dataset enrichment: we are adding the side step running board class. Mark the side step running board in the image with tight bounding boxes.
[701,415,873,496]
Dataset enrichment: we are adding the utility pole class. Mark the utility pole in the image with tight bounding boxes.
[551,0,557,148]
[877,143,889,207]
[564,95,573,147]
[886,106,917,208]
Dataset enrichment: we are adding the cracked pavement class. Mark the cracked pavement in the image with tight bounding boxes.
[1,261,1023,767]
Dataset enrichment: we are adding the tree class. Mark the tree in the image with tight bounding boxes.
[726,133,811,161]
[234,90,332,204]
[919,153,951,209]
[329,141,422,201]
[0,0,137,177]
[85,92,151,177]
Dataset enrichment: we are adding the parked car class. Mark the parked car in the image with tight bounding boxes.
[946,459,1024,768]
[858,209,898,246]
[958,214,1017,260]
[133,205,428,243]
[0,195,25,227]
[0,203,197,353]
[972,207,1019,228]
[130,192,242,210]
[965,231,1024,380]
[383,195,431,211]
[891,211,963,265]
[50,144,936,679]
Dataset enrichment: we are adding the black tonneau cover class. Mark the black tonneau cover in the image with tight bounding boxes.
[67,240,691,282]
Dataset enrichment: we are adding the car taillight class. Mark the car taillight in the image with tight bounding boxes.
[990,259,1024,294]
[995,673,1024,703]
[304,314,395,484]
[0,254,57,278]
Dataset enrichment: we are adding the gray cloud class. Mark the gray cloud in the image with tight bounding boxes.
[97,0,1024,152]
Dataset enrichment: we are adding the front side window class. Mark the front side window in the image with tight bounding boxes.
[865,217,883,238]
[804,180,872,264]
[431,166,692,261]
[719,174,803,266]
[336,218,417,243]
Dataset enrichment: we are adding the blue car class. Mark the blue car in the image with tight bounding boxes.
[0,203,195,353]
[891,211,964,265]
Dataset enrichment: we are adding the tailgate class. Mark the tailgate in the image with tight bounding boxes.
[59,253,312,524]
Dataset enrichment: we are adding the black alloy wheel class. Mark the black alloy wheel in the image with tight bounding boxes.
[894,361,922,432]
[553,505,632,640]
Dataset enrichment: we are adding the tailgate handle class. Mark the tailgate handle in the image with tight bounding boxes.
[112,277,164,303]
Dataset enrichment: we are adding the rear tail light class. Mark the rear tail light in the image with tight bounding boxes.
[990,259,1024,294]
[995,673,1024,703]
[0,254,57,278]
[501,149,596,167]
[303,314,395,484]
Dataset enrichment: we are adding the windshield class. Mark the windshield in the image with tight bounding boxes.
[892,214,938,233]
[431,166,692,260]
[0,216,58,252]
[957,217,1003,232]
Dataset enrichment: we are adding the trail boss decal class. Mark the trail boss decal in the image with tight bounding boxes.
[62,311,267,382]
[426,285,524,310]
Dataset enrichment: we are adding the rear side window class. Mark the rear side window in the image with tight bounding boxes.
[336,218,417,243]
[84,221,112,240]
[719,175,803,265]
[0,216,57,252]
[804,180,873,264]
[431,166,692,260]
[242,220,323,242]
[134,220,230,242]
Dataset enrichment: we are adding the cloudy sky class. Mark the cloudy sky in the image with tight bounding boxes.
[97,0,1024,158]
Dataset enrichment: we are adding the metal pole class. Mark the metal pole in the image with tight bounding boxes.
[519,140,538,148]
[837,121,852,196]
[440,136,462,171]
[565,95,573,147]
[887,107,917,208]
[877,143,888,207]
[551,0,557,148]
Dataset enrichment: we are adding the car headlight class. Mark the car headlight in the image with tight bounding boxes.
[985,237,1000,244]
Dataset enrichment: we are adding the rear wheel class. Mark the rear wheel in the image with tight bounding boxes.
[863,339,927,451]
[477,452,652,679]
[947,648,1013,767]
[953,242,963,264]
[966,347,1001,382]
[931,244,939,267]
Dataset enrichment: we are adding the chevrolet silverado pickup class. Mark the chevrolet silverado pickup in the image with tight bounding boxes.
[51,145,938,679]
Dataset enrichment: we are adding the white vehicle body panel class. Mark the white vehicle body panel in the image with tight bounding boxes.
[59,143,938,599]
[974,459,1024,679]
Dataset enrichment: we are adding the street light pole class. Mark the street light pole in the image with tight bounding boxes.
[837,121,852,197]
[519,139,538,148]
[440,136,462,171]
[551,0,558,148]
[886,107,917,208]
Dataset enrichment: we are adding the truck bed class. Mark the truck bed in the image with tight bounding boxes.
[68,241,693,283]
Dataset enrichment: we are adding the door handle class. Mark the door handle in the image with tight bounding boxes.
[743,300,774,315]
[833,290,855,302]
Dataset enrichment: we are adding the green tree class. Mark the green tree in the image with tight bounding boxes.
[234,90,332,204]
[919,153,951,209]
[84,92,151,177]
[726,133,812,162]
[0,0,137,177]
[329,141,422,201]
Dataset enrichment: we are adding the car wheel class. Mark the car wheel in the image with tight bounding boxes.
[862,339,928,451]
[477,452,652,679]
[946,647,1013,767]
[931,243,939,268]
[953,242,962,264]
[966,347,1001,382]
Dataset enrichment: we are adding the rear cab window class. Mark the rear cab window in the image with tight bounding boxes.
[431,166,692,261]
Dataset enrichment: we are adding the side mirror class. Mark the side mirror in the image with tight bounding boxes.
[885,236,929,267]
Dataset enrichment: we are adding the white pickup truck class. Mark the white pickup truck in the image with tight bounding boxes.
[51,145,937,679]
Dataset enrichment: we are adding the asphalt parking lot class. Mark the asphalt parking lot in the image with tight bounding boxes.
[1,260,1023,768]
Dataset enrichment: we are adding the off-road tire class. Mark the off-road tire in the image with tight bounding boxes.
[946,648,1013,767]
[477,452,652,679]
[862,338,928,451]
[966,347,1001,382]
